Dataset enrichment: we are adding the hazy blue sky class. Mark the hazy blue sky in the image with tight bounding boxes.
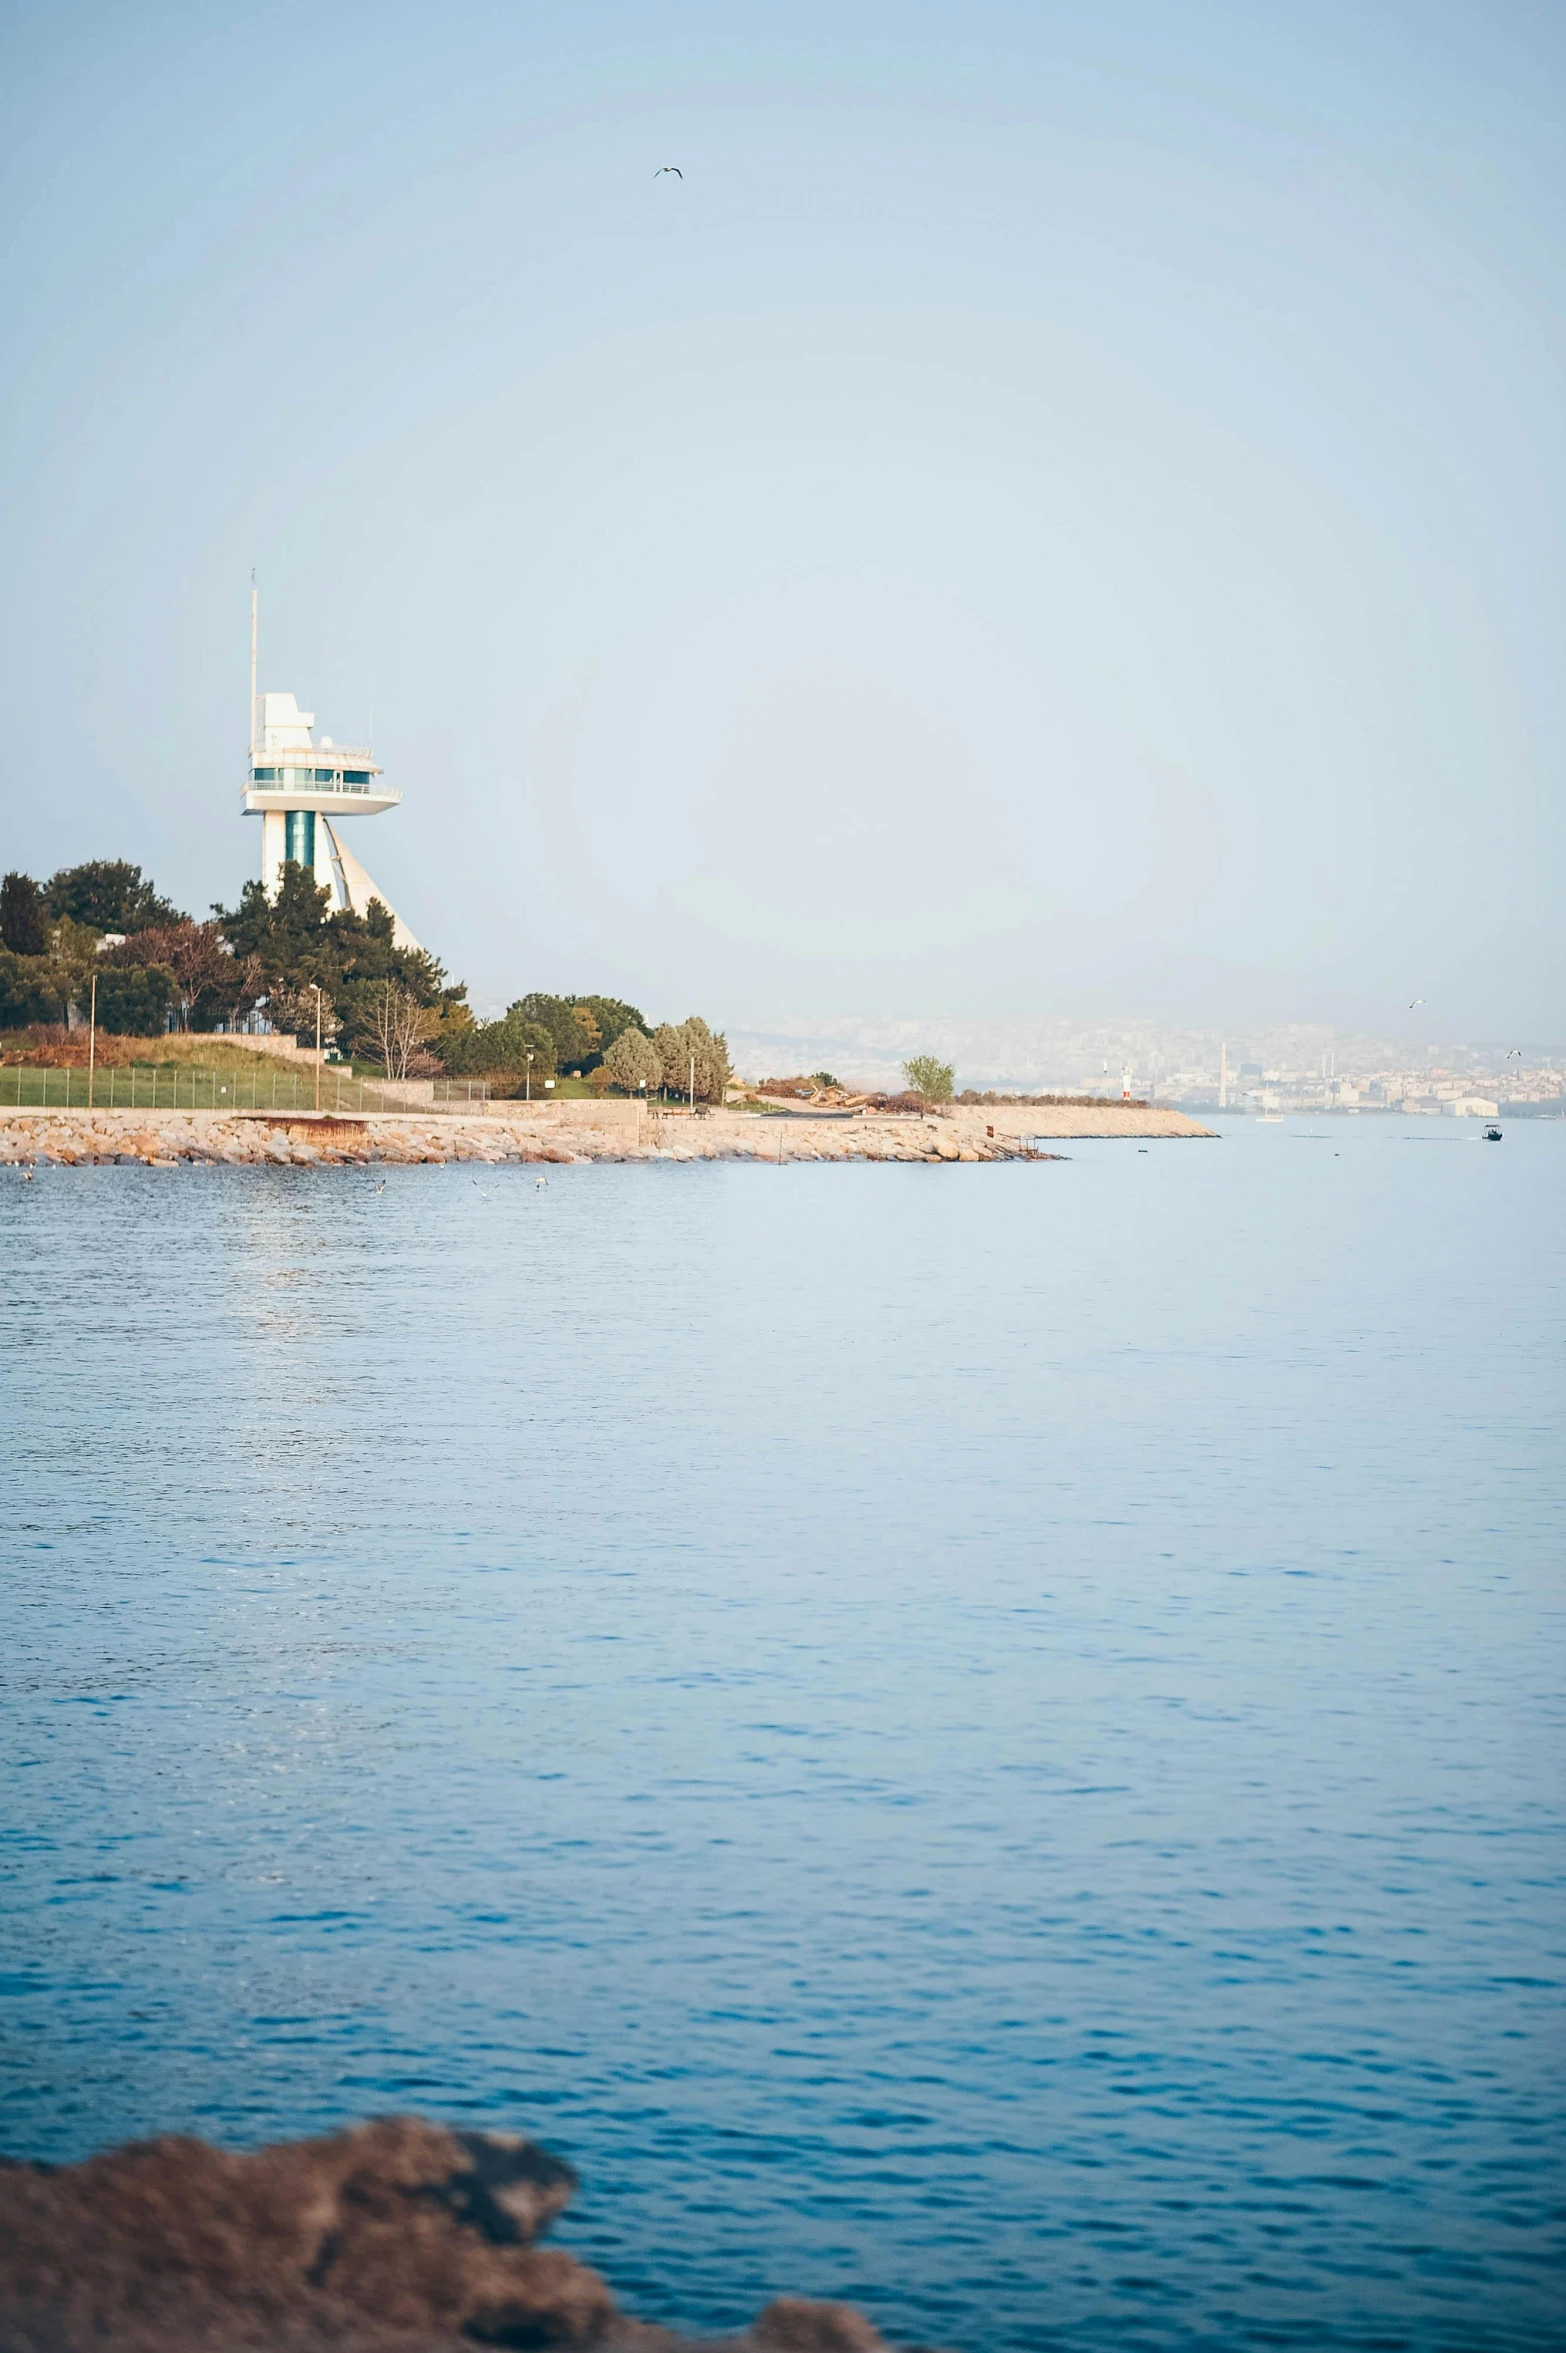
[2,0,1561,1034]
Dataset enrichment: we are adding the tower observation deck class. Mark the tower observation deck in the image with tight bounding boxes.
[242,596,422,953]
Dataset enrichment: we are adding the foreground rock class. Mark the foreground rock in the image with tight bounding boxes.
[0,2117,902,2353]
[0,1099,1210,1170]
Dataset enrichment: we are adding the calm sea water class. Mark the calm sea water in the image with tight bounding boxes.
[2,1119,1562,2351]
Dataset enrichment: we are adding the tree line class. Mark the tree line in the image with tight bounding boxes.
[0,857,730,1099]
[441,993,729,1101]
[0,859,458,1054]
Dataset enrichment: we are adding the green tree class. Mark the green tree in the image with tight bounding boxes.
[331,911,455,1050]
[903,1054,955,1102]
[215,865,334,977]
[512,993,591,1072]
[512,992,649,1073]
[653,1015,731,1103]
[0,947,57,1028]
[513,993,579,1068]
[95,963,179,1035]
[0,873,48,956]
[46,860,183,933]
[570,995,647,1059]
[41,915,102,1027]
[439,1008,556,1082]
[206,947,269,1034]
[107,920,228,1030]
[602,1025,662,1093]
[211,868,465,1044]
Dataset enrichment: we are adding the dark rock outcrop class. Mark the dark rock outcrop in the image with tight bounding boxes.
[0,2118,900,2353]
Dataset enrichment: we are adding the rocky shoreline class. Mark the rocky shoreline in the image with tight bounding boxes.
[0,1101,1212,1169]
[0,2116,908,2353]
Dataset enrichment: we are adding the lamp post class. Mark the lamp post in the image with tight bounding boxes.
[689,1053,695,1112]
[87,972,97,1109]
[310,984,323,1111]
[526,1050,534,1103]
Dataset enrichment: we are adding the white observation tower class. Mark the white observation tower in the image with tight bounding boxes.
[242,589,422,952]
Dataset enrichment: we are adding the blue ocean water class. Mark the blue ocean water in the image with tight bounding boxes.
[1,1119,1562,2351]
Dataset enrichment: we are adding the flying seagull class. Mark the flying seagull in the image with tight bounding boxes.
[1506,1047,1523,1058]
[654,165,683,178]
[1408,998,1424,1009]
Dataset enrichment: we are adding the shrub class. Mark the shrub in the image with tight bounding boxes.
[902,1055,955,1102]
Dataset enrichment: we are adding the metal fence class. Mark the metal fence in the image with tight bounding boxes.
[5,1065,491,1115]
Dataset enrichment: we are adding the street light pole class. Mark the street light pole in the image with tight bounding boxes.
[88,972,97,1110]
[526,1050,534,1103]
[689,1052,695,1112]
[311,985,322,1111]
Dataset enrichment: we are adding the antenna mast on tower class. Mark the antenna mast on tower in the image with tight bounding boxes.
[249,574,258,758]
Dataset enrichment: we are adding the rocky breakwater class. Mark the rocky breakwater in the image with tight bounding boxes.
[0,1100,1211,1170]
[0,2116,911,2353]
[0,1111,586,1170]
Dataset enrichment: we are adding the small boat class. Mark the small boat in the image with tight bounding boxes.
[1483,1125,1503,1142]
[1257,1111,1284,1124]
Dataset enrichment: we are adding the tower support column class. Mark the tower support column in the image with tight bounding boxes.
[260,808,286,900]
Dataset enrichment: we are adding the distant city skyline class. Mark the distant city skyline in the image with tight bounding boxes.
[715,1012,1563,1099]
[3,0,1561,1036]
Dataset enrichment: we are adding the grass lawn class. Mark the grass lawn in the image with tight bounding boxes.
[0,1032,300,1073]
[1,1063,324,1112]
[0,1058,495,1115]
